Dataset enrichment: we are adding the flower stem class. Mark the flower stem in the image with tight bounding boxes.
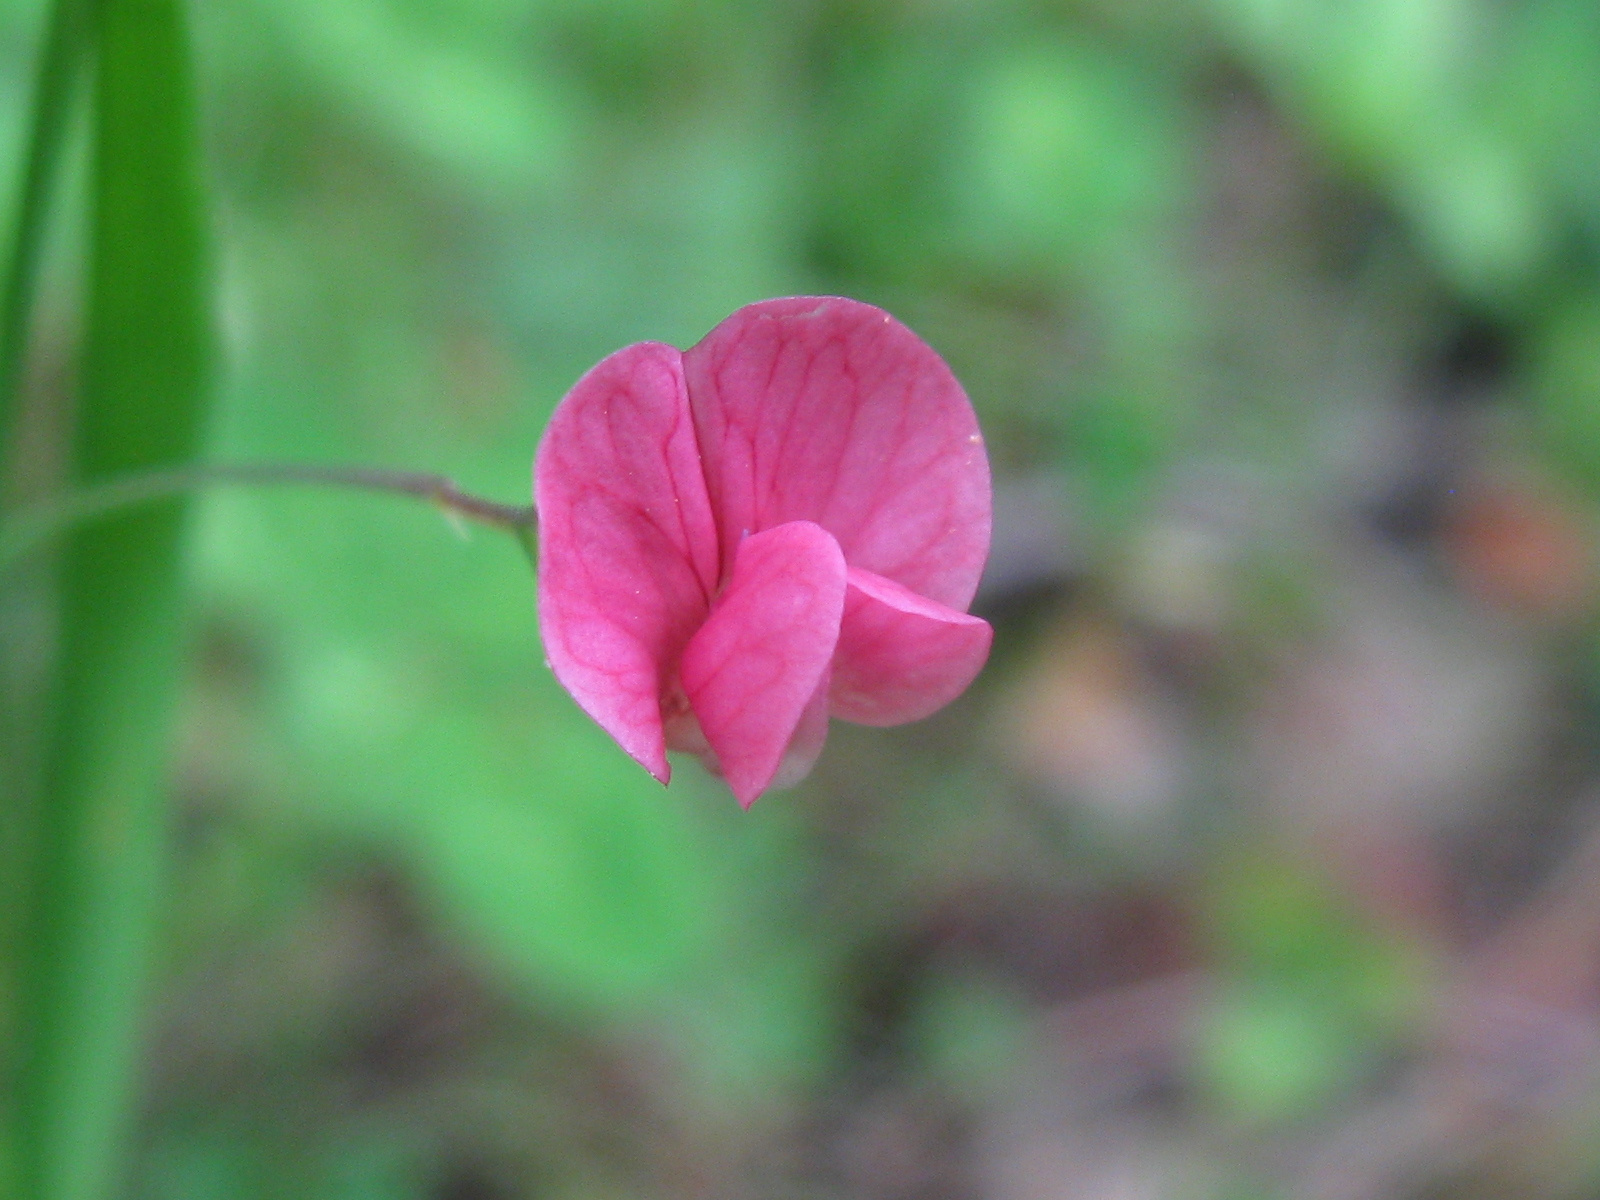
[0,461,537,576]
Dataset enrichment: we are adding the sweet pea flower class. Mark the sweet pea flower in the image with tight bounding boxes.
[535,296,992,807]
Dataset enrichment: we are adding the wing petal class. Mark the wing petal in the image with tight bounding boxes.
[534,341,719,782]
[831,567,993,726]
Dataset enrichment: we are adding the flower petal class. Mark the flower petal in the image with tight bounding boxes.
[682,296,990,610]
[534,341,720,783]
[830,567,993,726]
[680,521,847,807]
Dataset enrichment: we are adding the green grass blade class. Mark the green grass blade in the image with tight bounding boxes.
[0,0,90,489]
[1,3,94,1170]
[15,0,213,1195]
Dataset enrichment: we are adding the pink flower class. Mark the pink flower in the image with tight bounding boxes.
[534,297,992,807]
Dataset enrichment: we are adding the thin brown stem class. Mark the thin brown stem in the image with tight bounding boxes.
[0,461,537,573]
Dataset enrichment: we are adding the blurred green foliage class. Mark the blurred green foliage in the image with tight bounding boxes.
[5,0,1600,1196]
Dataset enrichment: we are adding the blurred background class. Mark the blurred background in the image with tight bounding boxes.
[7,0,1600,1196]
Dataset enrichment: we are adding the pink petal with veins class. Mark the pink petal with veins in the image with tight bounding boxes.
[535,297,994,806]
[534,341,719,783]
[682,297,990,608]
[679,522,847,807]
[831,567,993,726]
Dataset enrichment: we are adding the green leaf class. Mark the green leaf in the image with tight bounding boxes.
[14,0,214,1197]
